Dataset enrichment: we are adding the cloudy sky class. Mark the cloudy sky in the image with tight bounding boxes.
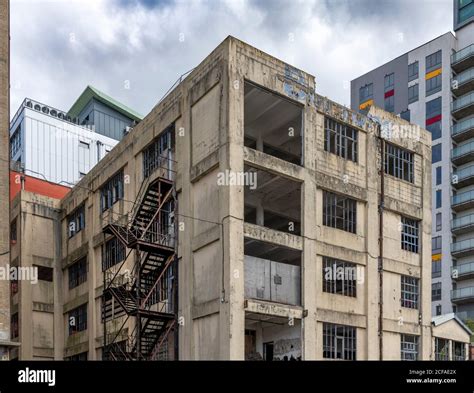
[10,0,453,118]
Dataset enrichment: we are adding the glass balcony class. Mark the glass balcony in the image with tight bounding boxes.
[452,68,474,97]
[452,286,474,303]
[452,118,474,143]
[452,141,474,165]
[452,92,474,120]
[453,190,474,211]
[452,214,474,234]
[452,262,474,280]
[453,164,474,188]
[452,44,474,73]
[451,238,474,257]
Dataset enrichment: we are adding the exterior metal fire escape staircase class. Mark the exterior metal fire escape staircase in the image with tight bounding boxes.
[102,176,177,360]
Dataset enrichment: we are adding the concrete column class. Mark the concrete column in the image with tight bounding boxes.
[256,202,264,226]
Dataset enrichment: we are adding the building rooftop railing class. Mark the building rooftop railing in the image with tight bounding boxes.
[10,98,93,132]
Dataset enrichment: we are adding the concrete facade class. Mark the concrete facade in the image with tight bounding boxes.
[25,36,437,361]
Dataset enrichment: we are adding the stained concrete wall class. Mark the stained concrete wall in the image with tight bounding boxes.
[0,0,12,359]
[51,36,435,361]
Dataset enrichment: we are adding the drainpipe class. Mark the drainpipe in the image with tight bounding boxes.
[378,133,385,361]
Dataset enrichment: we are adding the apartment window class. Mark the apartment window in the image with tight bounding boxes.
[143,126,174,178]
[408,61,419,81]
[10,219,17,242]
[436,212,442,231]
[401,275,419,309]
[436,190,442,209]
[35,265,53,282]
[435,304,442,316]
[322,257,357,298]
[68,204,85,238]
[432,282,442,301]
[435,338,449,360]
[459,0,474,23]
[323,323,357,360]
[11,313,18,339]
[384,94,395,113]
[426,97,442,140]
[426,50,442,73]
[401,217,419,253]
[100,170,124,212]
[68,303,87,335]
[384,143,414,183]
[408,84,419,104]
[324,118,358,162]
[401,334,419,361]
[432,144,442,163]
[69,257,87,289]
[426,97,442,118]
[453,341,466,361]
[426,74,442,96]
[322,191,357,233]
[432,260,442,278]
[10,125,22,158]
[102,237,126,271]
[427,120,441,140]
[436,167,442,185]
[384,73,394,90]
[359,83,373,103]
[432,236,442,252]
[65,352,88,361]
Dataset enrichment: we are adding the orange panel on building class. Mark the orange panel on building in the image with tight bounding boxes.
[10,171,70,201]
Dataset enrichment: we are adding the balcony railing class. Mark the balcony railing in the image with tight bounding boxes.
[452,141,474,164]
[452,286,474,302]
[453,164,474,187]
[453,190,474,207]
[452,213,474,233]
[451,238,474,256]
[452,118,474,142]
[452,92,474,118]
[452,44,474,66]
[452,262,474,279]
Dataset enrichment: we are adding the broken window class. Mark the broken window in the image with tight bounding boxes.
[324,117,358,162]
[401,216,419,253]
[435,338,449,360]
[35,265,53,282]
[322,191,357,233]
[100,170,124,212]
[322,257,357,298]
[244,81,303,165]
[401,275,419,309]
[384,143,414,183]
[68,204,85,238]
[68,303,87,335]
[69,256,87,289]
[453,341,466,361]
[102,237,126,271]
[323,323,357,360]
[143,125,175,179]
[401,334,419,360]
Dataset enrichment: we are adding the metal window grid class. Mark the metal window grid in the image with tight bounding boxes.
[401,216,419,253]
[324,117,358,162]
[401,275,419,309]
[322,257,357,298]
[323,191,357,233]
[401,334,419,360]
[384,143,414,183]
[435,338,449,360]
[323,323,357,360]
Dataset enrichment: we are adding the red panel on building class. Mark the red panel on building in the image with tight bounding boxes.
[426,114,442,126]
[10,171,70,201]
[384,89,394,98]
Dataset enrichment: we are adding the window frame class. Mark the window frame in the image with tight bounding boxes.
[401,275,419,309]
[324,117,358,162]
[322,191,357,234]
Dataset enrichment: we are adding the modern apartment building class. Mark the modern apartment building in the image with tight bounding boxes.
[9,86,143,185]
[351,0,474,322]
[12,35,471,361]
